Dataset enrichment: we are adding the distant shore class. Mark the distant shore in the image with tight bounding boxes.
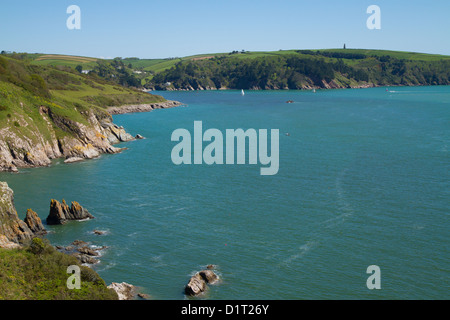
[106,100,183,115]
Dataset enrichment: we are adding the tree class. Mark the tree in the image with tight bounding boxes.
[75,65,83,73]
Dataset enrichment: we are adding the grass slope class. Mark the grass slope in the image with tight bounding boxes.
[0,55,165,143]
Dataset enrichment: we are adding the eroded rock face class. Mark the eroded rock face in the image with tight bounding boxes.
[0,109,131,173]
[184,268,220,296]
[24,209,47,235]
[107,282,136,300]
[199,269,219,284]
[185,273,207,296]
[0,182,43,247]
[47,199,94,225]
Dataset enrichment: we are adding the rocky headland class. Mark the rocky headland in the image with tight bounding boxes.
[106,100,183,115]
[0,106,137,173]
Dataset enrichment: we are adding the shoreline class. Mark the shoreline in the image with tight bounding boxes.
[146,83,448,92]
[106,100,183,115]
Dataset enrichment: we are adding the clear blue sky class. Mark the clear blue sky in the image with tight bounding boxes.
[1,0,449,58]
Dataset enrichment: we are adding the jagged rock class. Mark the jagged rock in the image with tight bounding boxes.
[71,252,99,265]
[109,125,135,142]
[77,246,99,256]
[135,134,145,140]
[0,234,21,249]
[70,201,94,220]
[185,273,207,296]
[93,229,106,235]
[0,109,128,173]
[184,268,220,296]
[0,182,35,244]
[199,269,219,284]
[46,199,94,225]
[137,293,151,300]
[24,209,46,235]
[108,282,136,300]
[72,240,88,246]
[106,100,182,115]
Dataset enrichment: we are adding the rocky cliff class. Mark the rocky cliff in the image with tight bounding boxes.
[0,182,45,248]
[0,106,134,173]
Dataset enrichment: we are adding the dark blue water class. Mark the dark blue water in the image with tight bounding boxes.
[1,86,449,299]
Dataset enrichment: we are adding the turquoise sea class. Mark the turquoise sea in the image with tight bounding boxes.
[1,86,449,299]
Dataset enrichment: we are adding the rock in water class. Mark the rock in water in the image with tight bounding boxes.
[199,269,219,284]
[24,209,47,235]
[46,199,94,225]
[0,182,35,244]
[70,201,94,220]
[185,273,207,296]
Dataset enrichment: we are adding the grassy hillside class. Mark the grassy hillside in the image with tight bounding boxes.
[6,49,449,90]
[145,49,450,90]
[0,238,117,300]
[0,54,165,142]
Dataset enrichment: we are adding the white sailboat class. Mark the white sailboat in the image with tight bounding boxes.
[241,89,245,96]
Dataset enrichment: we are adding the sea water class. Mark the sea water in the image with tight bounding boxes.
[1,86,449,299]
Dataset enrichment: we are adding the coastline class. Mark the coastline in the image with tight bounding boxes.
[0,100,184,300]
[106,100,183,115]
[0,101,183,173]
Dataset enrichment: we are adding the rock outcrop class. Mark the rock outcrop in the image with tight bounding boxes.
[106,100,183,115]
[107,282,137,300]
[46,199,94,225]
[0,181,46,248]
[0,107,136,173]
[184,267,220,296]
[24,209,47,235]
[56,240,107,265]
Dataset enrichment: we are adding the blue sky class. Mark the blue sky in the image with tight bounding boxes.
[1,0,449,58]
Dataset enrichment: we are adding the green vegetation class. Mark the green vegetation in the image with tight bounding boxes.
[5,49,449,90]
[0,54,165,144]
[0,238,117,300]
[147,49,450,90]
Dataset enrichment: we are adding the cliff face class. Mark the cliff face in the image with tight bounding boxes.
[0,182,45,247]
[0,107,134,172]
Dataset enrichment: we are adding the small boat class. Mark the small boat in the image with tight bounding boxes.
[241,89,245,96]
[286,100,294,104]
[313,89,316,93]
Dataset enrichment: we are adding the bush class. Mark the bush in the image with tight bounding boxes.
[28,237,46,255]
